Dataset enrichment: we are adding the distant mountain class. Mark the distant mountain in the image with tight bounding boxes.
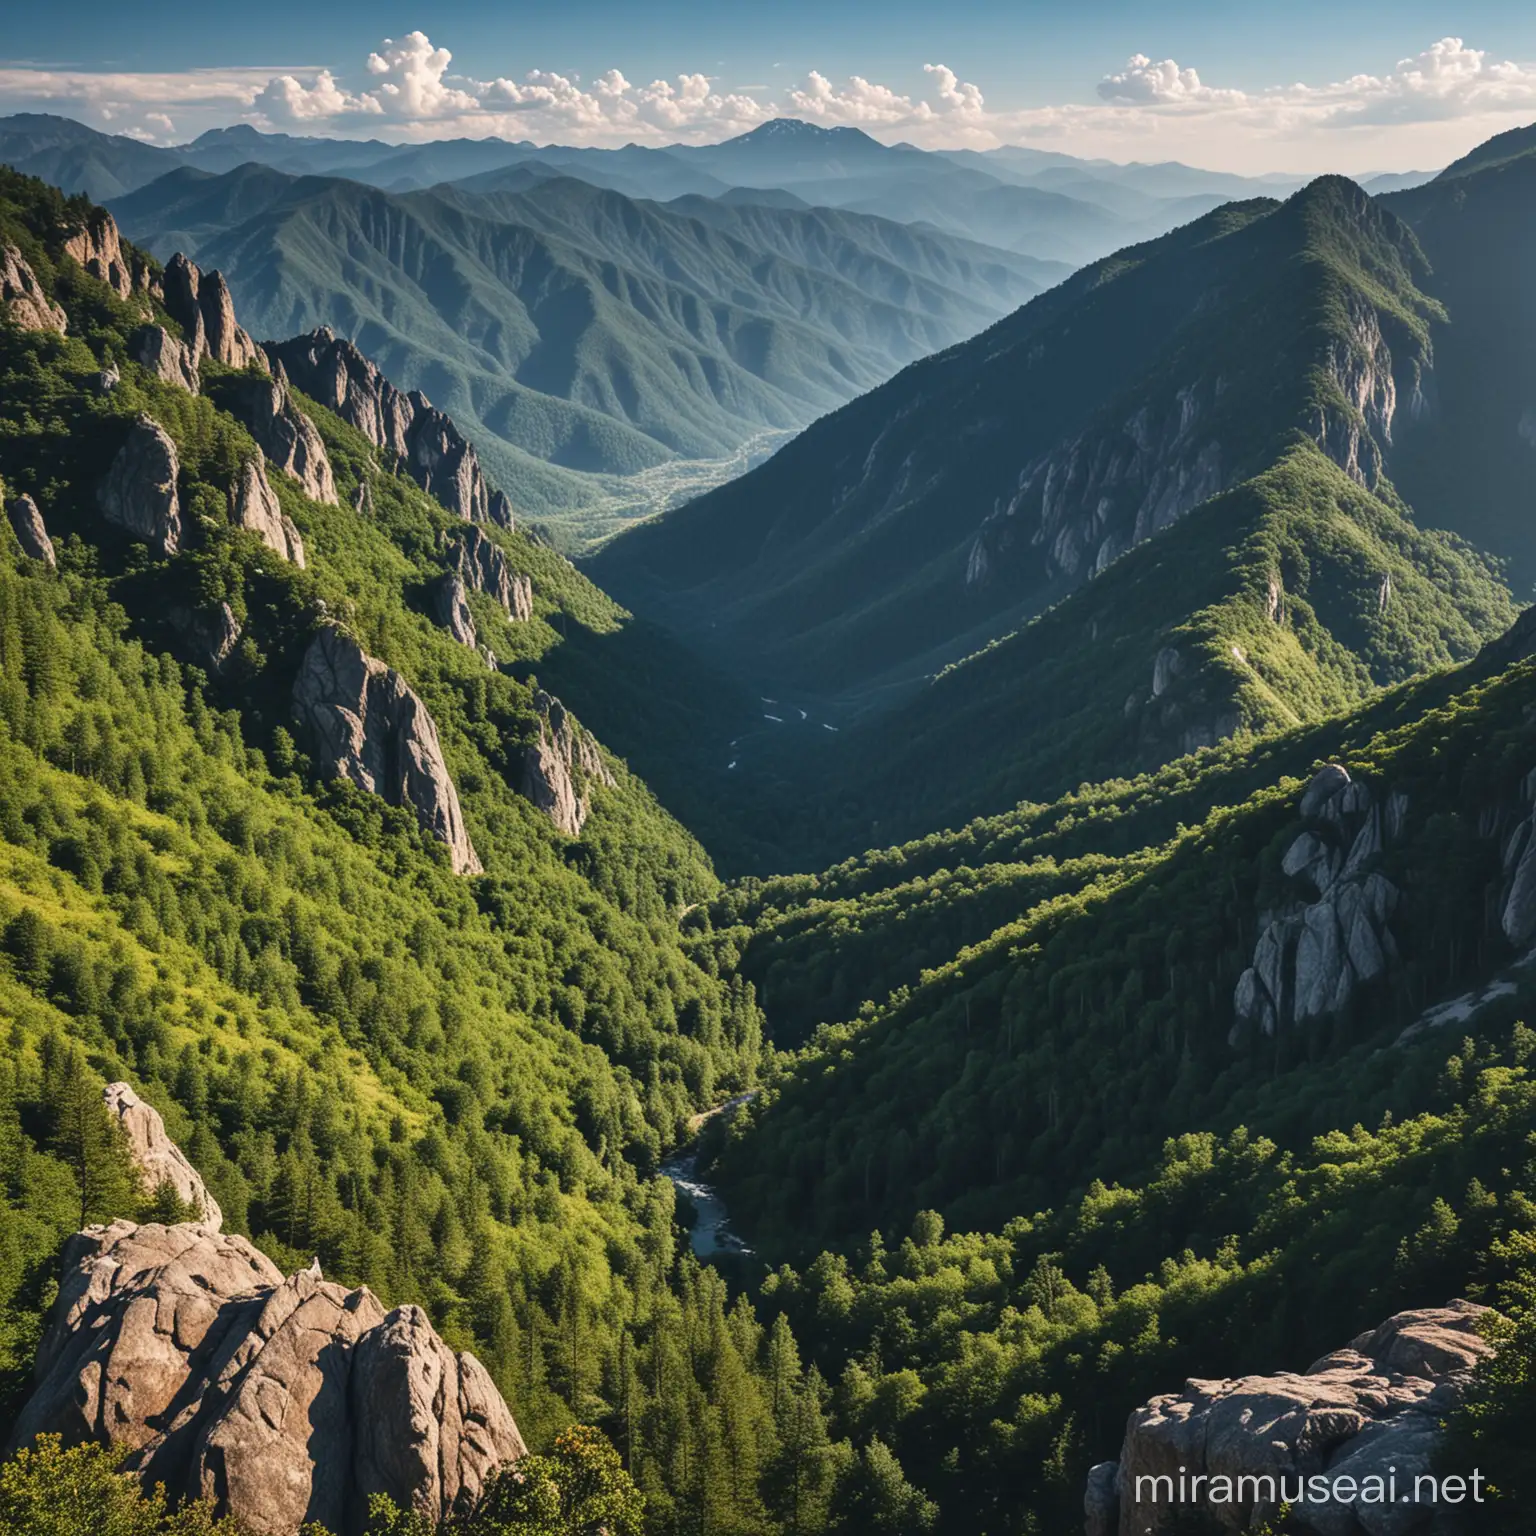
[590,175,1520,856]
[106,162,1059,526]
[0,112,181,199]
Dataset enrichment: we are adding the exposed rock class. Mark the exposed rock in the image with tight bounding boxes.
[103,1082,222,1229]
[266,330,413,458]
[162,254,262,370]
[431,571,477,649]
[230,458,305,567]
[129,323,200,393]
[1084,1461,1119,1536]
[1233,767,1400,1041]
[266,332,506,522]
[293,628,482,875]
[63,210,151,301]
[1312,293,1398,488]
[1151,646,1182,699]
[7,1217,523,1536]
[1102,1302,1492,1535]
[452,527,533,621]
[223,374,338,505]
[518,691,614,837]
[353,478,374,515]
[351,1305,527,1521]
[97,416,181,556]
[405,392,490,522]
[7,493,56,566]
[95,362,121,394]
[1499,767,1536,947]
[170,601,242,674]
[1,242,67,334]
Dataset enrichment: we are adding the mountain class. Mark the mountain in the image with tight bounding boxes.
[104,163,1059,532]
[0,112,182,200]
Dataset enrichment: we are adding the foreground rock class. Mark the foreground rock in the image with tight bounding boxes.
[162,253,263,371]
[267,330,513,524]
[98,416,181,556]
[230,457,306,567]
[223,373,338,505]
[5,1097,525,1535]
[7,493,56,566]
[293,627,482,874]
[103,1081,222,1229]
[519,691,614,837]
[1086,1302,1492,1535]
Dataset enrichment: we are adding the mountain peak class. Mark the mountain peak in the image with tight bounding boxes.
[727,118,883,148]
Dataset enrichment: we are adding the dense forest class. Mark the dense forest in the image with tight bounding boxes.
[2,155,1536,1536]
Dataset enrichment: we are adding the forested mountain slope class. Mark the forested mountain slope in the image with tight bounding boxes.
[102,163,1054,526]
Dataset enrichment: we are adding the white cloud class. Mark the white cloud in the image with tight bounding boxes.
[1,33,1535,172]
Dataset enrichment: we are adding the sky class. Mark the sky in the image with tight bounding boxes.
[4,1,1536,173]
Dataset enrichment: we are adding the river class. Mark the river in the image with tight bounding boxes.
[661,1092,757,1257]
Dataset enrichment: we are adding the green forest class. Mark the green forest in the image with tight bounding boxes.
[2,152,1536,1536]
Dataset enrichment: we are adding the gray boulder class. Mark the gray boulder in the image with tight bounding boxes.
[129,323,200,393]
[7,493,56,566]
[293,628,482,875]
[104,1081,222,1229]
[1,242,67,334]
[1104,1302,1492,1535]
[98,417,181,556]
[230,457,306,567]
[223,374,338,505]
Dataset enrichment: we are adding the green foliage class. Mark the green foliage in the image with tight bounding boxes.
[0,1436,241,1536]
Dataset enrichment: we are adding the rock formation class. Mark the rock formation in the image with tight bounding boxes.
[293,627,482,875]
[1499,767,1536,948]
[5,1097,524,1536]
[222,374,338,505]
[230,458,306,567]
[63,210,153,302]
[97,417,181,556]
[519,691,614,838]
[1232,764,1404,1040]
[1,242,67,334]
[129,323,200,393]
[103,1081,221,1229]
[170,601,242,674]
[266,331,511,523]
[430,571,477,649]
[1085,1302,1492,1536]
[451,527,533,622]
[1311,292,1400,489]
[162,254,262,371]
[7,493,56,566]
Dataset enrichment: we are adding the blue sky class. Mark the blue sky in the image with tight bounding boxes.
[4,1,1536,171]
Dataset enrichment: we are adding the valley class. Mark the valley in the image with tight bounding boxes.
[3,87,1536,1536]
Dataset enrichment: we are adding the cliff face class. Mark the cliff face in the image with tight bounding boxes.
[63,209,155,302]
[451,526,533,622]
[1085,1302,1491,1536]
[1,242,67,333]
[6,493,55,566]
[229,456,306,567]
[223,372,338,505]
[129,323,200,393]
[97,416,181,556]
[5,1092,525,1536]
[162,252,263,371]
[518,691,615,838]
[266,331,514,525]
[292,627,482,875]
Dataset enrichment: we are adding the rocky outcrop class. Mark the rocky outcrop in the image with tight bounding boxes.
[1,242,67,334]
[293,628,482,875]
[230,458,305,567]
[7,493,56,566]
[966,379,1227,591]
[451,527,533,622]
[7,1218,525,1535]
[222,374,338,505]
[518,691,614,837]
[1497,766,1536,947]
[1312,293,1400,488]
[129,323,200,393]
[97,417,181,556]
[266,330,414,458]
[63,210,153,302]
[265,331,510,523]
[170,601,242,674]
[162,254,262,371]
[1090,1302,1491,1535]
[431,572,477,649]
[103,1081,221,1229]
[1232,765,1404,1041]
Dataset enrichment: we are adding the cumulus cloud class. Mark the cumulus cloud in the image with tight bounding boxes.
[254,69,380,123]
[365,32,479,118]
[1097,54,1244,106]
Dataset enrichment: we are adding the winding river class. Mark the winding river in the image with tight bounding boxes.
[661,1092,757,1257]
